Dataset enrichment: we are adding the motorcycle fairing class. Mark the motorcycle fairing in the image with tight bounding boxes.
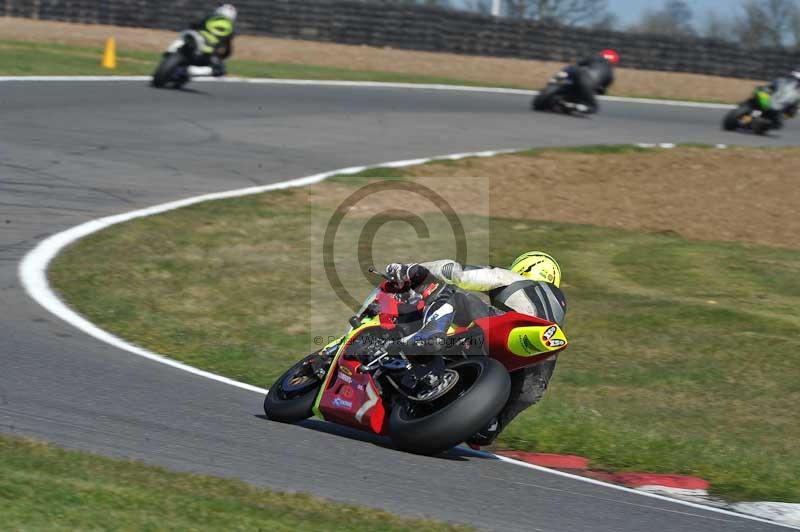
[473,312,568,372]
[507,324,567,356]
[376,287,400,328]
[312,318,388,434]
[376,280,431,328]
[316,358,387,434]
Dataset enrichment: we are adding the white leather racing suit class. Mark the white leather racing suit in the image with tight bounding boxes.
[403,260,567,439]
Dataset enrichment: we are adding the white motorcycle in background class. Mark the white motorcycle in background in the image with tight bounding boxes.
[151,30,219,89]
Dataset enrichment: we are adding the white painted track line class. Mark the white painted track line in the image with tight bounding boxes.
[18,149,515,395]
[0,75,735,109]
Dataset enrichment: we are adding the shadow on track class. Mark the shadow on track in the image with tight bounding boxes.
[254,414,491,462]
[148,84,210,96]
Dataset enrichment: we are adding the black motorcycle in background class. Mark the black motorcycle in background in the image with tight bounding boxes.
[532,67,597,115]
[532,51,618,116]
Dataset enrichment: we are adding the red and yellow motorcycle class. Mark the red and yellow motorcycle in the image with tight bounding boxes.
[264,272,568,455]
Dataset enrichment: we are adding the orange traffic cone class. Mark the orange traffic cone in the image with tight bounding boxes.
[101,38,117,69]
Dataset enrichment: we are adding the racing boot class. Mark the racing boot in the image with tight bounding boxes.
[400,296,454,355]
[210,56,227,77]
[562,101,591,114]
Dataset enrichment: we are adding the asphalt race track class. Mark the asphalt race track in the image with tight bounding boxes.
[2,80,799,532]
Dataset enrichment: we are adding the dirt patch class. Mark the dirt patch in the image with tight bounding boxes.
[398,147,800,249]
[0,17,760,102]
[302,147,800,249]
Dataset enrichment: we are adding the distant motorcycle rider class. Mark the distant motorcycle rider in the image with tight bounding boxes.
[188,4,237,77]
[385,252,567,448]
[552,49,619,114]
[751,71,800,130]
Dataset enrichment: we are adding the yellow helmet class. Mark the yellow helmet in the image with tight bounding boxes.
[510,251,562,287]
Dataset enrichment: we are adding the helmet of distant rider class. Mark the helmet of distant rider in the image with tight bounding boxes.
[600,48,620,65]
[214,3,237,21]
[510,251,562,288]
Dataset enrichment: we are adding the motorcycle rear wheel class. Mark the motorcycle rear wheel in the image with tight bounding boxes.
[389,357,510,456]
[752,117,772,135]
[263,355,323,423]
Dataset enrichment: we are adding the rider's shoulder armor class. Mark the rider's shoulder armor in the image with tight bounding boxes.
[489,280,566,327]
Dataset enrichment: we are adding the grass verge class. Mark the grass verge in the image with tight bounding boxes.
[50,147,800,503]
[0,40,513,87]
[0,435,469,531]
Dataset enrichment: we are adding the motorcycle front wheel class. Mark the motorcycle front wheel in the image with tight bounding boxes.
[389,357,510,455]
[152,53,187,89]
[723,105,749,131]
[532,84,562,111]
[263,355,323,423]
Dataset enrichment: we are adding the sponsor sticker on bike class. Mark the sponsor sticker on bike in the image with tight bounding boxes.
[521,335,536,353]
[338,370,353,384]
[332,397,353,409]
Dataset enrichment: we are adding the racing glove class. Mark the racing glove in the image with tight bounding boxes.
[385,263,427,290]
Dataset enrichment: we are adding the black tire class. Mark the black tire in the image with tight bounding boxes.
[532,84,561,111]
[173,74,189,90]
[152,53,186,89]
[263,355,322,423]
[752,117,772,136]
[723,105,748,131]
[389,357,511,455]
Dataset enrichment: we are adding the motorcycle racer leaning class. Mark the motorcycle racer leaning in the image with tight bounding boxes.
[752,71,800,130]
[188,4,237,77]
[385,252,567,448]
[555,49,619,114]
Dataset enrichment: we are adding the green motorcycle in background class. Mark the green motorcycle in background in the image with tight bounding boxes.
[723,76,800,135]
